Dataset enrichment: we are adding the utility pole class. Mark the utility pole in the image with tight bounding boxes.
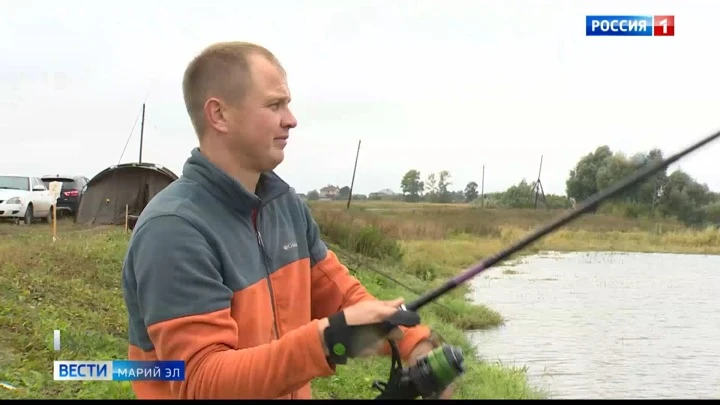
[347,139,362,209]
[651,176,658,217]
[481,164,485,208]
[532,155,548,209]
[139,103,146,164]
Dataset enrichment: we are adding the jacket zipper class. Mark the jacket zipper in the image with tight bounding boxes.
[252,204,295,399]
[252,208,280,340]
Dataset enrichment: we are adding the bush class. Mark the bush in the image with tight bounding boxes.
[318,220,403,261]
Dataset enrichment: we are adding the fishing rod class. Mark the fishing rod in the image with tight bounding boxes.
[341,127,720,400]
[406,128,720,312]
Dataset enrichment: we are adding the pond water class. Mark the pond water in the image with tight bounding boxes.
[466,251,720,399]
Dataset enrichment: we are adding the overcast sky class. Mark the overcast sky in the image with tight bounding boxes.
[2,0,719,196]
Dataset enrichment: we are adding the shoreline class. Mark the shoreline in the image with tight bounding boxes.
[394,232,720,398]
[1,215,718,399]
[457,246,720,400]
[308,205,720,398]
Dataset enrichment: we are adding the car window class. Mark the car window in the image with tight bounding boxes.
[0,176,29,191]
[42,178,77,190]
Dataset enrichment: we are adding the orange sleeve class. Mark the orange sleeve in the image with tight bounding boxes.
[147,311,334,399]
[128,215,335,399]
[309,250,431,361]
[300,199,431,361]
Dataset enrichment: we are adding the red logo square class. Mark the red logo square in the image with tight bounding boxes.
[654,15,675,36]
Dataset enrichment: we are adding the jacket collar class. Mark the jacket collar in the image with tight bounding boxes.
[182,147,290,215]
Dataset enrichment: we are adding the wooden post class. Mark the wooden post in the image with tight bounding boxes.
[481,165,485,209]
[139,103,145,164]
[52,205,57,242]
[346,139,362,210]
[532,155,549,210]
[125,204,129,233]
[533,155,543,209]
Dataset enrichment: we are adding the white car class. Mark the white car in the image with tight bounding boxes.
[0,175,55,225]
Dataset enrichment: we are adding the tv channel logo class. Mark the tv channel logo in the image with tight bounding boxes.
[586,15,674,36]
[53,360,185,381]
[53,361,113,381]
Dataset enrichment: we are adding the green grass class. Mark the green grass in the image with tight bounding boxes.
[0,219,543,399]
[4,199,719,399]
[308,245,541,399]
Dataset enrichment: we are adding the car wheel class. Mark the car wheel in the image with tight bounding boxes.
[24,205,34,225]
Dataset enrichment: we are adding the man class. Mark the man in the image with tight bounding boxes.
[121,41,451,399]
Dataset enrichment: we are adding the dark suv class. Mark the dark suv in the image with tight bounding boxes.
[41,175,90,217]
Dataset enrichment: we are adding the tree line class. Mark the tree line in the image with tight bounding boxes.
[564,145,720,226]
[397,145,720,226]
[303,144,720,227]
[398,169,572,208]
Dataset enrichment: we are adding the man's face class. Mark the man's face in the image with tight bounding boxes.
[224,54,297,173]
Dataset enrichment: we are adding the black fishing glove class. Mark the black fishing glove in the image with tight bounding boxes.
[323,308,421,366]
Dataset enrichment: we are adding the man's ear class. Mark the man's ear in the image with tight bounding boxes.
[204,97,229,134]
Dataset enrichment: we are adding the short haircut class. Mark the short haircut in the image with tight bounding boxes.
[182,41,285,139]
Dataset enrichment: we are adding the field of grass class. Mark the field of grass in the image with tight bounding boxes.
[312,201,720,269]
[1,200,719,399]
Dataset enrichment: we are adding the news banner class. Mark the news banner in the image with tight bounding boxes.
[53,360,185,381]
[586,15,675,36]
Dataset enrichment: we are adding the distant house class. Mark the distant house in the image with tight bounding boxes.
[375,188,395,196]
[319,185,340,199]
[368,188,397,200]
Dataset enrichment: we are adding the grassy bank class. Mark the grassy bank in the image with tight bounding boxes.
[0,218,540,399]
[306,201,720,399]
[2,201,718,399]
[311,201,720,277]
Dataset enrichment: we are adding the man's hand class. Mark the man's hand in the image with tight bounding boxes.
[318,298,405,357]
[344,297,405,325]
[408,340,455,399]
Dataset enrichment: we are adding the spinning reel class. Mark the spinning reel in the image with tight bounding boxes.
[367,308,466,400]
